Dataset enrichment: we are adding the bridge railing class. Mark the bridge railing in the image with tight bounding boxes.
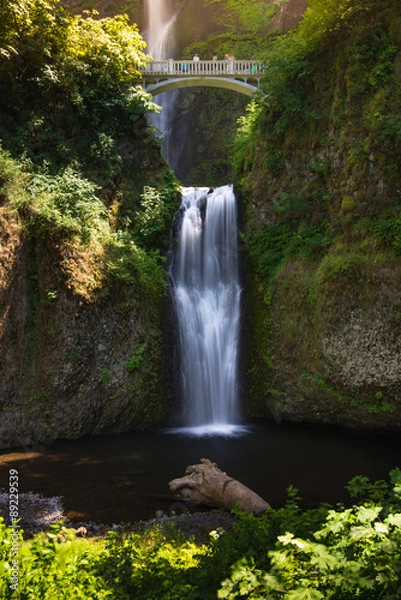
[142,59,263,77]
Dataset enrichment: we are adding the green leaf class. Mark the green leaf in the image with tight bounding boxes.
[386,513,401,527]
[287,588,324,600]
[355,505,381,524]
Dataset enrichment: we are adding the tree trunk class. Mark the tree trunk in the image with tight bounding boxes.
[169,458,270,516]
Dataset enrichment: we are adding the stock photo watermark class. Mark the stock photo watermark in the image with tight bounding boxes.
[8,469,20,596]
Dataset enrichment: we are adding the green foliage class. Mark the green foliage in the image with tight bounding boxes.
[0,0,176,311]
[16,167,108,241]
[234,0,400,176]
[0,520,109,599]
[315,252,369,290]
[0,0,159,177]
[98,527,203,599]
[245,201,330,280]
[124,341,148,372]
[203,0,279,34]
[346,468,401,510]
[0,0,174,301]
[134,186,175,250]
[64,12,147,82]
[1,141,170,298]
[234,1,401,421]
[0,146,29,206]
[374,216,401,255]
[0,0,67,63]
[234,101,262,175]
[0,472,400,599]
[100,366,112,384]
[106,230,168,296]
[218,473,401,599]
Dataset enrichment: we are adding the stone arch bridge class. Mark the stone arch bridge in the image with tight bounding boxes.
[140,59,264,98]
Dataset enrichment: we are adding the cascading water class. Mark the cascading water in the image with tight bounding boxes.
[145,3,244,435]
[170,185,244,436]
[144,0,177,162]
[144,0,176,59]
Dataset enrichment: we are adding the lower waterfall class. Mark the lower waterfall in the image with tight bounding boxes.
[170,185,244,436]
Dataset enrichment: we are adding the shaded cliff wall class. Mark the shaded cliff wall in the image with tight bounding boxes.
[237,0,401,431]
[0,169,178,450]
[0,1,183,449]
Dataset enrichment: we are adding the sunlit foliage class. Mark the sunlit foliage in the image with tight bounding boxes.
[0,0,178,301]
[0,0,159,170]
[0,471,400,598]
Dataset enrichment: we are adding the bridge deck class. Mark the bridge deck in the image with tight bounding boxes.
[142,59,263,79]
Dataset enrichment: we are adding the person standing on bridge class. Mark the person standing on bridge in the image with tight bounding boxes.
[193,53,200,73]
[224,53,235,73]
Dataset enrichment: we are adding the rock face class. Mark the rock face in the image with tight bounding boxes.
[267,0,308,32]
[263,258,401,431]
[0,213,172,449]
[238,0,401,432]
[241,144,401,431]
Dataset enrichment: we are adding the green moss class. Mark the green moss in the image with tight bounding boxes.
[242,269,275,417]
[315,252,370,297]
[341,195,356,213]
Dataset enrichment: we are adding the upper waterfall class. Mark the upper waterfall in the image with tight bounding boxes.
[144,0,177,59]
[144,0,177,163]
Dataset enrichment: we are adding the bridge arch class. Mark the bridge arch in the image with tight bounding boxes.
[140,60,265,100]
[146,76,260,98]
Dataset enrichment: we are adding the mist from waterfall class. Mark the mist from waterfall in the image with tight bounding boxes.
[144,0,177,162]
[170,186,245,436]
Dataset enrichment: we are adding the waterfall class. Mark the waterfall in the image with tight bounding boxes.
[144,0,176,59]
[144,0,177,162]
[170,185,245,436]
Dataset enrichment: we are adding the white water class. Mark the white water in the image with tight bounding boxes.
[170,186,244,436]
[145,0,177,59]
[144,0,177,160]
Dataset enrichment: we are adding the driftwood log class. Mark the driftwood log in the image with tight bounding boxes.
[169,458,270,516]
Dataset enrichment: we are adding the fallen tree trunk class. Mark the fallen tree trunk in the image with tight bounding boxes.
[169,458,270,516]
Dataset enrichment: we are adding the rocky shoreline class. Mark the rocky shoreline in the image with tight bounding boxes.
[0,492,235,543]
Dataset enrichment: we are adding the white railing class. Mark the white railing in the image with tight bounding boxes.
[142,59,262,77]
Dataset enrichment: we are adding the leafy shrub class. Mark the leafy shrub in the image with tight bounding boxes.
[218,471,401,600]
[246,218,330,280]
[134,186,174,250]
[0,147,29,206]
[17,167,108,241]
[0,521,108,599]
[106,230,167,295]
[234,101,261,174]
[0,144,170,298]
[0,472,400,599]
[274,192,310,219]
[99,528,204,599]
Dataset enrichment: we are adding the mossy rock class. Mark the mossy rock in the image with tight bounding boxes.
[341,195,356,213]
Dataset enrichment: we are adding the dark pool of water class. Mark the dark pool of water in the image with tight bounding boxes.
[0,423,400,524]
